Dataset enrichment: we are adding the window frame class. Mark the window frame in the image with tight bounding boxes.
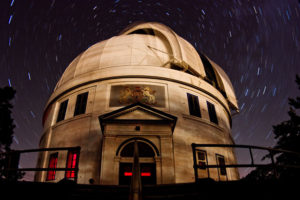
[195,149,209,179]
[216,154,227,179]
[196,150,208,170]
[120,141,155,158]
[46,152,58,181]
[207,101,218,125]
[74,92,89,116]
[56,99,68,122]
[65,149,80,180]
[187,93,201,117]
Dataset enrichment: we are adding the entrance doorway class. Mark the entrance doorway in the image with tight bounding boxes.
[118,140,157,185]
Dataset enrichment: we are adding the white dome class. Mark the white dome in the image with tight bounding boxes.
[51,22,238,111]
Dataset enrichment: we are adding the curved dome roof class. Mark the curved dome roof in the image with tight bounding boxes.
[53,22,238,111]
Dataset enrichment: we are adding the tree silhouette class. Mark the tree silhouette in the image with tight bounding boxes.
[246,75,300,180]
[271,75,300,179]
[0,86,16,151]
[0,86,23,180]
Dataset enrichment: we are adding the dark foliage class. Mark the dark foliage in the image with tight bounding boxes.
[245,75,300,180]
[272,75,300,179]
[0,86,24,180]
[0,86,16,151]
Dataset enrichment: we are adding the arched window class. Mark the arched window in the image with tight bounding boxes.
[120,141,155,157]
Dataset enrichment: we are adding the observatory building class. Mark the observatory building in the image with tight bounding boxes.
[35,22,239,185]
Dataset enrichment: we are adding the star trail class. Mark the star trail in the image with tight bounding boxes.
[1,0,300,180]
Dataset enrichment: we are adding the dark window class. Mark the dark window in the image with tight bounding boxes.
[197,151,205,160]
[65,150,79,179]
[74,92,88,116]
[216,155,227,176]
[56,100,68,122]
[187,93,201,117]
[120,142,155,157]
[197,150,207,169]
[207,101,218,124]
[46,153,58,181]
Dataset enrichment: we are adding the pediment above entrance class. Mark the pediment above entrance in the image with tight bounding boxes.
[114,109,163,120]
[98,102,177,135]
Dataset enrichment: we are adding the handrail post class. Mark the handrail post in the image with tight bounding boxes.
[129,140,142,200]
[205,151,210,179]
[249,147,254,166]
[4,150,20,181]
[74,146,81,183]
[191,143,198,182]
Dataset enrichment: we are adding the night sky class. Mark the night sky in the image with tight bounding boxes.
[1,0,300,180]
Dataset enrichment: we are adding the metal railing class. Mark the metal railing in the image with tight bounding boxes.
[191,143,300,181]
[1,146,81,182]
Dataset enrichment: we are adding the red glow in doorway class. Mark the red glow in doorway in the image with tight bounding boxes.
[124,172,151,176]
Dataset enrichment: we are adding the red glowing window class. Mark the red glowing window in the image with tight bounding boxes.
[65,150,79,179]
[46,153,58,181]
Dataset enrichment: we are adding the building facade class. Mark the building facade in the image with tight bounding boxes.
[35,22,240,185]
